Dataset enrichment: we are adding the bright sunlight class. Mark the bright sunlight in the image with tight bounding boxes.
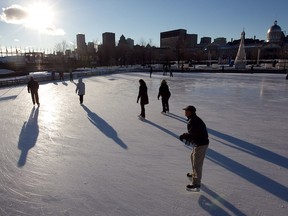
[26,2,55,32]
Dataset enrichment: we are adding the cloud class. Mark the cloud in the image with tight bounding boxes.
[0,4,28,24]
[44,26,66,36]
[0,4,65,36]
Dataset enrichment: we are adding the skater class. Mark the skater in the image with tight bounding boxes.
[51,71,55,80]
[75,78,85,104]
[59,71,64,81]
[157,80,171,113]
[179,105,209,191]
[27,77,40,106]
[137,79,149,120]
[149,66,153,78]
[69,71,73,82]
[169,65,173,77]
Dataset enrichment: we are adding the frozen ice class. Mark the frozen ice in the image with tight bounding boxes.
[0,72,287,215]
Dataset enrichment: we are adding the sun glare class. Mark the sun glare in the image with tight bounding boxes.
[26,2,55,32]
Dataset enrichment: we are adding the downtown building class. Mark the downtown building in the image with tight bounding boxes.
[76,34,87,59]
[160,29,197,49]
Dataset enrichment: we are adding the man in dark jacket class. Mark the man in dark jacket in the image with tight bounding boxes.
[179,105,209,191]
[27,77,40,106]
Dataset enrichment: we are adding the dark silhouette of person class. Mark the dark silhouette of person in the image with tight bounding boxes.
[157,79,171,113]
[27,77,40,106]
[137,79,149,120]
[70,71,73,82]
[59,71,64,81]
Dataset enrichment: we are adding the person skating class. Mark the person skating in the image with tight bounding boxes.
[179,105,209,191]
[157,79,171,114]
[75,78,85,104]
[27,77,40,106]
[137,79,149,120]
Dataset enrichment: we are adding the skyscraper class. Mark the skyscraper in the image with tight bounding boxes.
[76,34,87,54]
[102,32,116,47]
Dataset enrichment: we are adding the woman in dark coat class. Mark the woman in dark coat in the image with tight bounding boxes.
[157,80,171,113]
[137,79,149,119]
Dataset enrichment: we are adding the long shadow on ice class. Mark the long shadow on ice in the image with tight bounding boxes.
[206,148,288,202]
[208,128,288,169]
[164,112,187,123]
[81,105,127,149]
[199,184,246,216]
[0,95,17,102]
[144,119,179,139]
[17,107,39,167]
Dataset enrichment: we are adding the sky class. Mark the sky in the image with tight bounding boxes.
[0,0,288,52]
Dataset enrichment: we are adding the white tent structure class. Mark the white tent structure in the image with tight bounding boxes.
[234,31,247,69]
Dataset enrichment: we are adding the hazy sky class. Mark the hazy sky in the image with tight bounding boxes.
[0,0,287,51]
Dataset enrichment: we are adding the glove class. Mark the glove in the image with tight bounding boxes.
[179,133,189,142]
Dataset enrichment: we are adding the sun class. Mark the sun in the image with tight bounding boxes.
[26,2,55,32]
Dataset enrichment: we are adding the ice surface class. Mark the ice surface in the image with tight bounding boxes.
[0,72,287,215]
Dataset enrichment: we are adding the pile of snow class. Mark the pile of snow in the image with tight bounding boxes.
[0,69,15,74]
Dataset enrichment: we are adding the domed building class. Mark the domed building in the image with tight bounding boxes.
[266,20,285,43]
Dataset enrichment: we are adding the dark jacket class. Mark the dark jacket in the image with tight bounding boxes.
[182,113,209,146]
[158,83,171,99]
[137,84,149,105]
[27,78,39,92]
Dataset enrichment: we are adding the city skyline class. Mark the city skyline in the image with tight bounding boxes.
[0,0,288,51]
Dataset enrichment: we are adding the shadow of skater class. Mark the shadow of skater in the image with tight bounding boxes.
[164,112,187,123]
[18,107,39,167]
[208,128,288,169]
[144,119,179,139]
[81,105,127,149]
[206,148,288,202]
[199,184,246,216]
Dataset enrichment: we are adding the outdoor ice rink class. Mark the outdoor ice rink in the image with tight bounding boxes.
[0,72,287,216]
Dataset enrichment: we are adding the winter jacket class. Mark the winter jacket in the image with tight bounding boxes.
[158,83,171,99]
[137,84,149,105]
[76,79,85,95]
[27,79,39,92]
[182,114,209,146]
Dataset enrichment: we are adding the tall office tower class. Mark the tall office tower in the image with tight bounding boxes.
[126,38,134,48]
[102,32,116,47]
[87,42,96,53]
[76,34,87,54]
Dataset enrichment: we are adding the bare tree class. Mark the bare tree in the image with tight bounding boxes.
[54,40,69,54]
[138,38,147,46]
